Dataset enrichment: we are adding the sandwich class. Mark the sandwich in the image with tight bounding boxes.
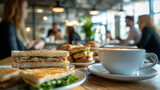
[12,50,70,69]
[0,68,21,88]
[58,44,94,62]
[85,41,100,60]
[70,46,94,62]
[58,44,83,62]
[19,68,78,90]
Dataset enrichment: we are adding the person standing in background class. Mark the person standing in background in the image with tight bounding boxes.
[47,23,63,40]
[0,0,45,59]
[137,15,160,60]
[117,16,141,45]
[66,26,81,44]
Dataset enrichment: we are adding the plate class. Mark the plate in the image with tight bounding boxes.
[5,71,86,90]
[0,65,75,70]
[0,65,12,68]
[88,63,158,81]
[70,60,95,66]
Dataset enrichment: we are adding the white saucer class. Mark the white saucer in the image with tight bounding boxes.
[88,63,158,81]
[70,60,95,66]
[5,71,86,90]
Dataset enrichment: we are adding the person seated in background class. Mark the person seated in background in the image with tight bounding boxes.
[66,26,81,44]
[47,23,63,40]
[0,0,45,59]
[137,15,160,60]
[117,16,141,45]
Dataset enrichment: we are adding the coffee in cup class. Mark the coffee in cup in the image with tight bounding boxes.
[98,48,158,75]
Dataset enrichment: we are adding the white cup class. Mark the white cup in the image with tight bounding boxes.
[104,45,137,48]
[98,48,158,75]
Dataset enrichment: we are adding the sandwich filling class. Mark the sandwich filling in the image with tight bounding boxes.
[14,56,67,63]
[72,50,93,62]
[19,74,78,90]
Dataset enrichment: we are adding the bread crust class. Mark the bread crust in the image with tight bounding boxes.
[70,46,90,54]
[11,50,69,57]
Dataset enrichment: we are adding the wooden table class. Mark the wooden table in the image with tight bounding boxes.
[0,57,160,90]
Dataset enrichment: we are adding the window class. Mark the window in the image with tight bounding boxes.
[153,0,160,13]
[154,14,160,33]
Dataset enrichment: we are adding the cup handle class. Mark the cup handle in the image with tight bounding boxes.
[140,53,158,69]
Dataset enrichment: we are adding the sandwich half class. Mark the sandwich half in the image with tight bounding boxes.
[12,50,70,69]
[19,68,78,90]
[71,46,94,62]
[0,68,21,88]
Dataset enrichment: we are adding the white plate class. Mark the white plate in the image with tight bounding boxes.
[0,65,75,70]
[70,60,95,66]
[88,63,158,82]
[6,71,86,90]
[0,65,12,68]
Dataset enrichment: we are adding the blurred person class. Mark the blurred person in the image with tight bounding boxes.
[137,15,160,59]
[106,31,112,40]
[117,16,141,45]
[47,23,63,40]
[0,0,45,59]
[66,26,81,44]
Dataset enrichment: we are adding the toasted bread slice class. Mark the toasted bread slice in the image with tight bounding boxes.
[11,50,69,57]
[73,51,93,59]
[0,68,21,88]
[70,46,90,54]
[20,68,75,87]
[0,68,20,82]
[58,44,74,51]
[0,76,21,88]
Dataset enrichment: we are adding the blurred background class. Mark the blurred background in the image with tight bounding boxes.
[0,0,159,45]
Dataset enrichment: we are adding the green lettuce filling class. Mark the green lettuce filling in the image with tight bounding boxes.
[18,74,78,90]
[73,50,89,55]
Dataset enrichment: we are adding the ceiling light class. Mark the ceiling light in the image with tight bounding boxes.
[36,9,43,13]
[52,1,65,13]
[25,27,31,32]
[89,10,99,15]
[89,5,99,15]
[52,7,64,13]
[116,4,125,15]
[43,16,48,21]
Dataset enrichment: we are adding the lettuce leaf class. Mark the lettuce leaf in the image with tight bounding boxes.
[18,74,78,90]
[73,50,89,55]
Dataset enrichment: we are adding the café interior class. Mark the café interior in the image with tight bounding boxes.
[0,0,160,90]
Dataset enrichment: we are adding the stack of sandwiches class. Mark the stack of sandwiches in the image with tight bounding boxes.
[58,44,94,62]
[0,68,21,88]
[0,68,78,89]
[12,50,70,69]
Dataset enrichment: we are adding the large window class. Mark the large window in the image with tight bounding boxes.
[153,0,160,34]
[154,14,160,33]
[153,0,160,13]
